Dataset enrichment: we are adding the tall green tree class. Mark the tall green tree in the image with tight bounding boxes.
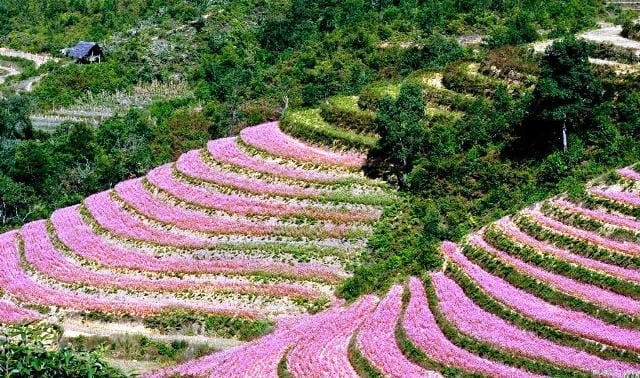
[371,82,426,187]
[519,37,603,153]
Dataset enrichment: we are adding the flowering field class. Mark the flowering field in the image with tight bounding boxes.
[143,164,640,377]
[5,106,640,376]
[0,121,392,371]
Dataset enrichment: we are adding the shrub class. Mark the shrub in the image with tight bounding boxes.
[320,96,376,133]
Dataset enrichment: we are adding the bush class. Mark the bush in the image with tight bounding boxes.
[319,96,376,133]
[621,20,640,41]
[0,324,124,377]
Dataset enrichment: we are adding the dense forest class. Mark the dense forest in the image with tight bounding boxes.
[0,0,610,229]
[1,1,640,374]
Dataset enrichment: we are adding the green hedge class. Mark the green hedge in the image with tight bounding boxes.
[423,276,584,377]
[442,62,524,98]
[484,225,640,299]
[461,243,640,329]
[514,214,640,269]
[142,309,274,341]
[446,264,640,364]
[320,96,376,134]
[357,82,400,111]
[541,201,640,244]
[280,108,377,151]
[347,333,384,377]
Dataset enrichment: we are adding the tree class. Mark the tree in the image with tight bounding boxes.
[518,37,602,154]
[0,96,33,139]
[370,82,426,187]
[486,10,539,48]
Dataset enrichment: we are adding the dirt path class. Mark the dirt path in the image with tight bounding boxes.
[0,47,59,68]
[580,23,640,54]
[0,62,20,84]
[62,318,245,350]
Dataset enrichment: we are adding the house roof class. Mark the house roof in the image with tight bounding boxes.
[70,41,100,59]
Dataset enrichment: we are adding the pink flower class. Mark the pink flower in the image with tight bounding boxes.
[208,137,355,183]
[147,164,379,222]
[0,299,40,323]
[403,276,542,378]
[51,206,346,283]
[357,285,441,378]
[552,198,640,231]
[618,167,640,181]
[468,231,640,316]
[176,149,323,198]
[0,231,257,318]
[240,122,366,168]
[432,272,640,376]
[21,220,321,300]
[115,178,361,239]
[496,217,640,283]
[528,209,640,256]
[590,187,640,207]
[441,241,640,352]
[286,296,377,377]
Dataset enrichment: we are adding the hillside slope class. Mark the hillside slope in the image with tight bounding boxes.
[0,120,394,373]
[150,165,640,377]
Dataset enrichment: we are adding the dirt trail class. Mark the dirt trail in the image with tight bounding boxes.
[0,47,59,68]
[580,23,640,54]
[0,62,20,84]
[62,318,245,350]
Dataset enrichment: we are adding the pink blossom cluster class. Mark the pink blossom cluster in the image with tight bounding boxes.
[240,121,366,168]
[552,198,640,231]
[208,137,353,183]
[529,209,640,255]
[618,167,640,181]
[469,232,640,316]
[496,218,640,283]
[21,220,321,300]
[357,285,441,378]
[403,276,541,378]
[0,231,257,318]
[115,178,358,239]
[431,272,640,376]
[147,164,378,222]
[146,305,347,377]
[286,295,377,377]
[590,187,640,207]
[441,241,640,352]
[85,191,209,248]
[52,206,346,283]
[0,299,41,323]
[176,149,323,198]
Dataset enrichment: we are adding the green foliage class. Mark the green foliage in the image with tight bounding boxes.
[339,199,444,300]
[462,243,640,329]
[446,264,640,364]
[0,324,124,378]
[517,37,603,153]
[34,62,135,109]
[621,20,640,41]
[0,95,33,139]
[368,82,426,186]
[63,334,213,365]
[486,10,539,48]
[320,96,376,134]
[142,310,274,341]
[347,335,383,378]
[281,108,377,151]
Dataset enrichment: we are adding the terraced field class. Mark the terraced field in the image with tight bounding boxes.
[148,165,640,377]
[0,118,393,373]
